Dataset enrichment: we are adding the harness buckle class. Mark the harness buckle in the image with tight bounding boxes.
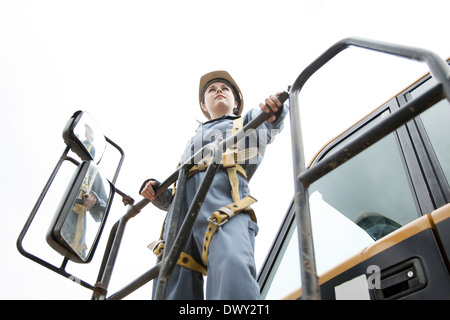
[207,216,228,227]
[147,240,165,258]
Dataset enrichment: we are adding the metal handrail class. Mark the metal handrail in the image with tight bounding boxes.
[289,37,450,300]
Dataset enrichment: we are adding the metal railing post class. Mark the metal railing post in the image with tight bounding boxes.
[154,144,222,300]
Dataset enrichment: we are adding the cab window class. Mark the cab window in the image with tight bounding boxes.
[261,107,420,299]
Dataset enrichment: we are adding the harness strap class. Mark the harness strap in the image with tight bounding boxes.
[178,252,207,276]
[201,195,257,266]
[227,116,244,203]
[72,203,88,254]
[227,167,240,202]
[201,116,258,266]
[147,240,207,276]
[188,160,248,179]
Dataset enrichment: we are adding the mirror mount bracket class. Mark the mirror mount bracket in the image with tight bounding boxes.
[93,282,108,299]
[114,187,135,206]
[16,146,97,292]
[17,110,126,297]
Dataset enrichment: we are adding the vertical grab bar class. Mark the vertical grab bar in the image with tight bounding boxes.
[154,144,222,299]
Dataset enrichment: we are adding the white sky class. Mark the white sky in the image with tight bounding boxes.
[2,0,450,299]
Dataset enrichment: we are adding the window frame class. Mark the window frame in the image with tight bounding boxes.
[400,75,450,207]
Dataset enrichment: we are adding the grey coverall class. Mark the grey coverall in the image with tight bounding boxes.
[144,104,288,299]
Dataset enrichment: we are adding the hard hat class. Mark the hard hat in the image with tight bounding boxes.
[199,70,244,119]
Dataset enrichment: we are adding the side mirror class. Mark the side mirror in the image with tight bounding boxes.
[46,160,114,263]
[63,111,107,164]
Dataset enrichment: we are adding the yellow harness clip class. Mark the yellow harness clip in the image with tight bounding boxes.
[201,195,257,266]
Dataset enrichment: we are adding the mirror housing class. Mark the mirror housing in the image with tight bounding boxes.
[63,111,107,164]
[46,160,114,263]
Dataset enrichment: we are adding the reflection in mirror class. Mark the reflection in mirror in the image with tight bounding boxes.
[60,162,110,260]
[63,111,107,164]
[47,161,114,263]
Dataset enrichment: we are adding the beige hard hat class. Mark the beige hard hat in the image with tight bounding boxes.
[199,70,244,119]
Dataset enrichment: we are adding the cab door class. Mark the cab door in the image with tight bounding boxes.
[404,75,450,267]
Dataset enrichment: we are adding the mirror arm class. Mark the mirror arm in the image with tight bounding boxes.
[105,136,125,185]
[17,146,73,255]
[17,146,97,291]
[114,186,135,207]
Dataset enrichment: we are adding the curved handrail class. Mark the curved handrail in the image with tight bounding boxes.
[290,37,450,183]
[288,37,450,300]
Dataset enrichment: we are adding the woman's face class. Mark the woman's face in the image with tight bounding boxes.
[202,81,237,120]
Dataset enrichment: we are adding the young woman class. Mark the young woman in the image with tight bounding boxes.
[140,70,287,299]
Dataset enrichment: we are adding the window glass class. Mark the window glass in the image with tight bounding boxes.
[262,111,419,299]
[310,127,419,235]
[261,223,300,299]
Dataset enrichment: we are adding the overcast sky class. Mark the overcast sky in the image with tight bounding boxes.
[2,0,450,299]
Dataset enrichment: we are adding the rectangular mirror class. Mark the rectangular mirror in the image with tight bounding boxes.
[46,160,114,263]
[63,111,107,164]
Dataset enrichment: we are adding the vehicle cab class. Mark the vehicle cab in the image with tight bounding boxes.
[258,67,450,300]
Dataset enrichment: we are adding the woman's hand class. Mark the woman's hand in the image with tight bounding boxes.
[259,92,283,122]
[140,179,158,201]
[83,192,98,210]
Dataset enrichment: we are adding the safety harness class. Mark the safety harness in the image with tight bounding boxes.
[148,116,257,276]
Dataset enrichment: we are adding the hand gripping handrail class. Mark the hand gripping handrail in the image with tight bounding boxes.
[289,37,450,300]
